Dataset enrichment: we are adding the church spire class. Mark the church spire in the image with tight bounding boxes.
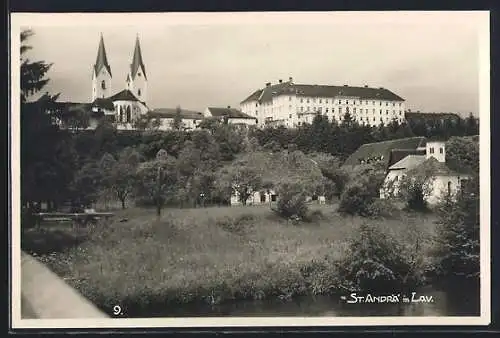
[130,35,147,80]
[94,33,112,78]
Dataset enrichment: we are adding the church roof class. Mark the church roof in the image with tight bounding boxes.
[108,89,141,102]
[94,34,112,78]
[388,155,426,171]
[130,35,147,80]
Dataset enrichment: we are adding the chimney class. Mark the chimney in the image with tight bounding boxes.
[289,76,293,83]
[279,79,283,83]
[266,82,271,87]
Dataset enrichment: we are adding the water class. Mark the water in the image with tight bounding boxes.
[148,281,480,318]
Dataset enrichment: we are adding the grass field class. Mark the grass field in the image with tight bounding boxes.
[22,203,438,316]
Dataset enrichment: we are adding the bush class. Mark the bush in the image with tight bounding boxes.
[338,222,425,293]
[337,183,375,217]
[275,182,309,221]
[365,199,400,219]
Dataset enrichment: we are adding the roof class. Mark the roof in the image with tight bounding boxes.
[147,108,204,120]
[241,81,405,104]
[405,111,461,120]
[342,137,427,168]
[130,35,147,80]
[410,157,467,177]
[388,155,426,170]
[94,34,112,78]
[388,148,426,167]
[92,98,115,111]
[108,89,141,102]
[207,107,256,119]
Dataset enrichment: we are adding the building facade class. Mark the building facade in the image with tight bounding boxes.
[240,77,406,128]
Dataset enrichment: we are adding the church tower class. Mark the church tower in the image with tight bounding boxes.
[126,35,148,103]
[91,33,112,101]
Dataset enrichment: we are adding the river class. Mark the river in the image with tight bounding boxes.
[144,280,480,318]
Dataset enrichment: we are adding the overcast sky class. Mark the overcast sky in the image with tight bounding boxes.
[16,12,487,116]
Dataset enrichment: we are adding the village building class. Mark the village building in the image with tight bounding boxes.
[204,106,257,127]
[240,78,406,128]
[343,136,472,207]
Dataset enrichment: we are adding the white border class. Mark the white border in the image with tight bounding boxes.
[10,11,491,329]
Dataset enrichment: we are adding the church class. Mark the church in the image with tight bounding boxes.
[88,33,151,130]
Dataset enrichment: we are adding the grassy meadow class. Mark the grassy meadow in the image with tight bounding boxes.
[22,203,438,317]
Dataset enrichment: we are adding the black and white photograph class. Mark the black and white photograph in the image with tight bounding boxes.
[10,11,490,328]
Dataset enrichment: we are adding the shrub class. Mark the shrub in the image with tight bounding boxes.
[338,222,425,293]
[365,199,400,219]
[337,183,375,217]
[275,181,309,221]
[216,214,255,235]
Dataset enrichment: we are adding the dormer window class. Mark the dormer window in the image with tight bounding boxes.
[138,72,141,77]
[101,80,106,90]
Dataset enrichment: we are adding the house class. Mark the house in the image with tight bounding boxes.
[204,106,257,127]
[146,108,205,131]
[240,77,406,128]
[380,140,472,206]
[230,189,278,206]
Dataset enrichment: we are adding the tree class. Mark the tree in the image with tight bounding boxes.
[20,29,79,210]
[135,149,178,217]
[107,148,142,209]
[217,161,262,206]
[70,160,103,207]
[171,105,184,130]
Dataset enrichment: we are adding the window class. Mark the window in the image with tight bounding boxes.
[138,89,141,96]
[380,110,382,114]
[326,99,328,103]
[373,109,375,113]
[289,114,292,119]
[439,147,444,154]
[319,99,322,103]
[301,107,304,112]
[101,80,106,90]
[373,117,375,121]
[365,101,368,105]
[126,106,131,123]
[399,111,402,115]
[339,108,342,114]
[300,98,303,103]
[447,181,452,196]
[380,101,382,106]
[318,107,322,113]
[386,102,388,106]
[430,147,435,154]
[313,98,316,103]
[307,99,310,103]
[289,96,292,101]
[346,100,349,104]
[353,108,356,113]
[339,100,341,104]
[399,103,402,106]
[372,101,375,104]
[138,72,141,77]
[256,103,258,107]
[326,108,329,113]
[386,110,389,115]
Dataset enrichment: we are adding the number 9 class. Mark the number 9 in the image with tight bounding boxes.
[113,305,122,315]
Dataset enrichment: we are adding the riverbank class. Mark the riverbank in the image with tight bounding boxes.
[22,204,439,317]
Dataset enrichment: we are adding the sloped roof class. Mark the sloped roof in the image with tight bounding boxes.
[388,148,426,167]
[410,157,465,177]
[388,155,426,170]
[94,34,112,78]
[343,137,427,168]
[241,81,405,104]
[147,108,204,120]
[207,107,256,119]
[130,36,147,80]
[405,111,461,121]
[108,89,141,102]
[92,98,115,110]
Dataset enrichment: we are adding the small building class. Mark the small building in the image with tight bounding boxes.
[204,106,257,127]
[380,140,472,206]
[146,108,205,131]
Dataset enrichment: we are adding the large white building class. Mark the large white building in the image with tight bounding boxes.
[240,77,406,128]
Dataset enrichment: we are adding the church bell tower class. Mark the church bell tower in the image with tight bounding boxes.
[126,35,148,103]
[91,33,113,101]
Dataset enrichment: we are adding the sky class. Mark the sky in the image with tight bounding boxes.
[15,11,487,117]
